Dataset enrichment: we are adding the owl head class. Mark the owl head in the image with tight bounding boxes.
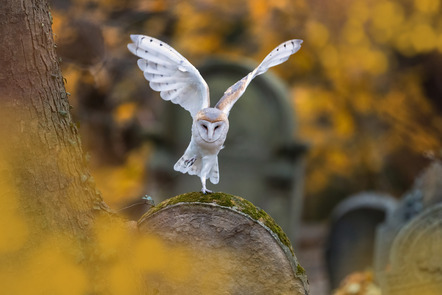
[194,108,229,143]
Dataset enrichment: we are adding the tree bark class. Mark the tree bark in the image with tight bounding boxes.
[0,0,109,242]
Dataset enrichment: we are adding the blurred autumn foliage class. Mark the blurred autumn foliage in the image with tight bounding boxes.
[50,0,442,219]
[332,271,381,295]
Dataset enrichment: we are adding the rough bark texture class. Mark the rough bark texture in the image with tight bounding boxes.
[138,192,310,294]
[0,0,109,241]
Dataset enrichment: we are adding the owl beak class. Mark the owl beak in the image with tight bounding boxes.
[207,126,214,141]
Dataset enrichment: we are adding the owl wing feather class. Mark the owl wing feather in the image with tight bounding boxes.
[128,35,210,118]
[215,39,303,115]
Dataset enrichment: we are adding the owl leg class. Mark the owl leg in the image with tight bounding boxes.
[200,157,213,194]
[200,176,212,194]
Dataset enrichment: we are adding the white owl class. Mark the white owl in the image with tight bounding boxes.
[128,35,302,193]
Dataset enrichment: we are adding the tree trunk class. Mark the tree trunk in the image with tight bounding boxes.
[0,0,109,243]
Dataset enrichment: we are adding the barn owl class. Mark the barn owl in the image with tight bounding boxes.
[128,35,302,193]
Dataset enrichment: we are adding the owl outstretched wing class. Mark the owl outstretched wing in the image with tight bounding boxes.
[215,39,303,116]
[128,35,210,118]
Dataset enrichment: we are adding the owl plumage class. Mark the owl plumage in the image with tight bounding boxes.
[128,35,302,193]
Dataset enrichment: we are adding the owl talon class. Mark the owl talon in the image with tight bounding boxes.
[201,188,213,194]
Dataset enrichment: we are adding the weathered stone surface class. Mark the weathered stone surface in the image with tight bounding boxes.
[375,160,442,294]
[385,203,442,295]
[138,192,309,295]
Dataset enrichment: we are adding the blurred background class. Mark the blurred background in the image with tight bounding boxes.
[49,0,442,293]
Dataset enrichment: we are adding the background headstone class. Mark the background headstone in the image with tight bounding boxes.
[385,203,442,294]
[325,192,397,289]
[147,59,307,243]
[375,160,442,294]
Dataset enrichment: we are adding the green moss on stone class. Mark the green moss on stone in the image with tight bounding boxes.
[296,263,306,276]
[141,191,295,256]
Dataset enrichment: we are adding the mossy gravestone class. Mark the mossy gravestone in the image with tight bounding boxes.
[138,192,309,294]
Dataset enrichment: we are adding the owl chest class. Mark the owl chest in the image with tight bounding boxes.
[193,134,224,155]
[191,130,225,157]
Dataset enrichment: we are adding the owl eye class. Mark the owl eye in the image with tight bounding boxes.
[214,125,220,130]
[201,124,208,130]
